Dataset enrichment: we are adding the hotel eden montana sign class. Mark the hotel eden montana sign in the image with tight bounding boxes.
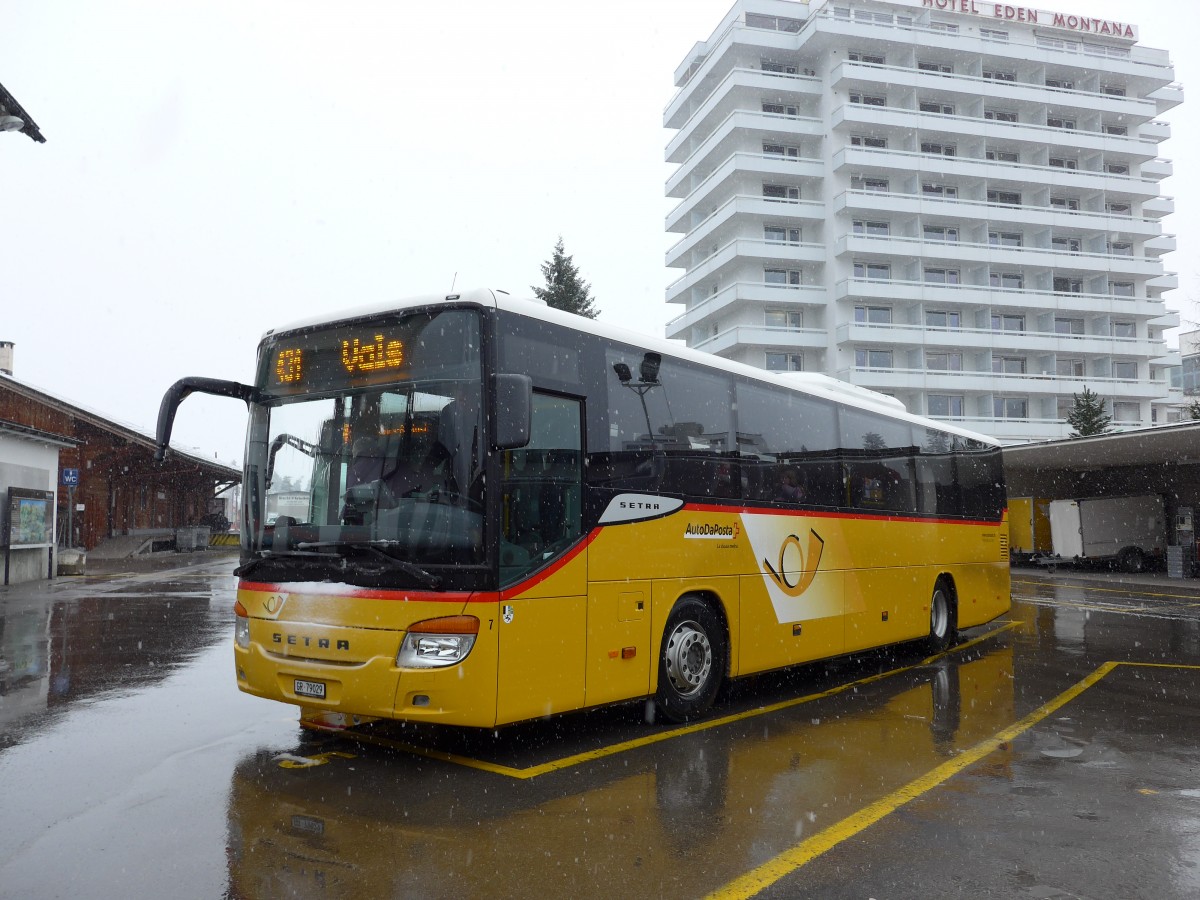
[917,0,1137,41]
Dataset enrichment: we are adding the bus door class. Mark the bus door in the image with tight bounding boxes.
[496,393,588,723]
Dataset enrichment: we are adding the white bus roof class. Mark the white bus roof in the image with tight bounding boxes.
[265,288,998,448]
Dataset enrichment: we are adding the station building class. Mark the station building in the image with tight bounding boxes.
[0,346,239,581]
[665,0,1183,444]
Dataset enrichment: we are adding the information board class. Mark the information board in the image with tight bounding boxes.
[7,488,54,548]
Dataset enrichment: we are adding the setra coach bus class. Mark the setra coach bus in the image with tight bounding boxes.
[155,288,1009,730]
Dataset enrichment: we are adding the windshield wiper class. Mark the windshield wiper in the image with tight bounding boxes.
[235,549,346,580]
[295,541,442,589]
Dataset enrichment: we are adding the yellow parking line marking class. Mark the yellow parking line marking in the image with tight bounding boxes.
[343,621,1021,779]
[707,661,1200,900]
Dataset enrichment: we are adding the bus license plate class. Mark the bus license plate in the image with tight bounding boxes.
[294,679,326,699]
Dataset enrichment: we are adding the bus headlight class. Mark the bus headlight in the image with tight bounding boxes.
[397,615,479,668]
[234,600,250,649]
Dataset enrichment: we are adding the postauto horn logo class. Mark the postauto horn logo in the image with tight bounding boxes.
[763,530,825,598]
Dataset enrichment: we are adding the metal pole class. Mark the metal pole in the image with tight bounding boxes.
[67,484,74,549]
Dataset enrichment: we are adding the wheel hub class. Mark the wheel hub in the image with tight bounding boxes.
[664,621,712,697]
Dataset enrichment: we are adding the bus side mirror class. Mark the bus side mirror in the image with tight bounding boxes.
[155,377,253,461]
[493,374,532,450]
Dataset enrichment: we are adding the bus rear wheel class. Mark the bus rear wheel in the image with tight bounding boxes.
[655,597,726,723]
[924,580,956,654]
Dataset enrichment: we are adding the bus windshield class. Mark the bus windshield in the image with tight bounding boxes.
[242,308,485,588]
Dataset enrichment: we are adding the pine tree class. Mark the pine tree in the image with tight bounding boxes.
[1066,386,1112,437]
[1187,398,1200,421]
[532,237,598,319]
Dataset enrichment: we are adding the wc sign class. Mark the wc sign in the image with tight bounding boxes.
[61,468,80,487]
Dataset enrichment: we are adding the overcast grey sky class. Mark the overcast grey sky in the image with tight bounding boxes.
[3,0,1197,465]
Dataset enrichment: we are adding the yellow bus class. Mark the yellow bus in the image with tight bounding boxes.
[155,289,1009,729]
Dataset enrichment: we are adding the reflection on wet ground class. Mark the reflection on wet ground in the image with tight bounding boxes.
[3,569,1200,898]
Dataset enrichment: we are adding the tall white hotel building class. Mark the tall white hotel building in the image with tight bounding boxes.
[665,0,1183,442]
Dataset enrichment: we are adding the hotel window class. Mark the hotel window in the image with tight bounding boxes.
[1053,278,1083,295]
[1106,202,1131,215]
[928,395,964,417]
[920,100,955,115]
[765,352,804,372]
[848,50,885,64]
[1108,241,1133,256]
[929,21,958,33]
[926,310,961,329]
[853,261,892,280]
[980,28,1009,41]
[1054,316,1084,333]
[1105,162,1130,175]
[854,305,892,324]
[761,60,799,75]
[983,70,1016,82]
[763,184,800,201]
[926,351,963,371]
[1112,360,1137,379]
[766,309,803,330]
[921,142,956,156]
[989,272,1024,289]
[987,189,1021,205]
[849,91,887,106]
[764,225,801,243]
[763,142,801,158]
[1102,84,1127,96]
[1112,402,1140,423]
[852,175,890,193]
[1110,281,1135,298]
[1051,236,1082,253]
[1048,157,1078,169]
[992,356,1027,374]
[1112,320,1136,338]
[852,220,890,236]
[1047,116,1076,129]
[765,268,802,285]
[986,148,1019,162]
[1038,36,1079,51]
[918,60,952,73]
[994,397,1029,419]
[923,224,959,242]
[851,134,888,148]
[747,13,802,32]
[991,313,1025,332]
[1103,124,1128,136]
[985,109,1018,122]
[1056,396,1074,419]
[1057,359,1085,378]
[1045,77,1075,89]
[762,102,799,116]
[923,182,958,198]
[856,348,894,368]
[924,267,960,285]
[1050,196,1080,211]
[989,231,1022,247]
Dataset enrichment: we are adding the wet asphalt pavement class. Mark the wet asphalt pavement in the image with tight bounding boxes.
[1,557,1198,899]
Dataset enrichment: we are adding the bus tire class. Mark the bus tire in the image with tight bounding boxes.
[655,596,726,723]
[923,578,956,654]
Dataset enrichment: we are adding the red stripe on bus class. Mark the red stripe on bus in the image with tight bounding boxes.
[237,581,482,603]
[682,502,1003,528]
[499,528,602,601]
[238,530,602,604]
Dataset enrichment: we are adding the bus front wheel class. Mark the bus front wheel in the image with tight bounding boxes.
[924,580,957,654]
[655,597,726,723]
